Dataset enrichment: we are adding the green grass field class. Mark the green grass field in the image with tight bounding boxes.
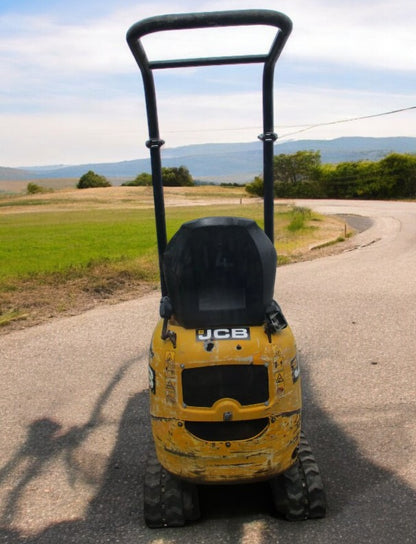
[0,203,334,285]
[0,204,288,283]
[0,208,157,281]
[0,188,349,329]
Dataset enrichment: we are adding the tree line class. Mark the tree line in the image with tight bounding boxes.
[74,152,416,198]
[76,166,194,189]
[246,150,416,200]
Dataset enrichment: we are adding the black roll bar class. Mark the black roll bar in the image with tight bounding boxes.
[126,10,292,296]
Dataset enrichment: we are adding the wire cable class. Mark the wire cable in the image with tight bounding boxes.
[278,105,416,139]
[163,105,416,136]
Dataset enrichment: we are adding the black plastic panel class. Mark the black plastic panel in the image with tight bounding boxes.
[163,217,276,328]
[185,419,269,441]
[182,364,269,407]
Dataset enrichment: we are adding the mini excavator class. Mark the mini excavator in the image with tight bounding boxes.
[126,9,326,527]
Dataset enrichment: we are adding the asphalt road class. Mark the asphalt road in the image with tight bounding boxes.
[1,199,415,543]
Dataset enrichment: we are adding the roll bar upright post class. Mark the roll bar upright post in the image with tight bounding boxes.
[127,10,292,295]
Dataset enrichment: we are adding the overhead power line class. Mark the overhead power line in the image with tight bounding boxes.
[278,105,416,139]
[164,105,416,136]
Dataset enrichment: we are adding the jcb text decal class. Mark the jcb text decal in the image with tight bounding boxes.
[196,328,250,341]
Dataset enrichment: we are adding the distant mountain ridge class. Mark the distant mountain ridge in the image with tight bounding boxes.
[2,137,416,183]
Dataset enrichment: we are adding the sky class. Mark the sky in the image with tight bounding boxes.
[1,0,415,167]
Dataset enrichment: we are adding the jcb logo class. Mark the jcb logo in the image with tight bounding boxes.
[196,328,250,341]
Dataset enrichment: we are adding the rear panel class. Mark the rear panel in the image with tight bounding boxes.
[149,319,301,483]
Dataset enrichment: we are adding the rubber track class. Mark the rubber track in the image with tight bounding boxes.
[143,450,200,528]
[298,432,326,519]
[270,431,326,520]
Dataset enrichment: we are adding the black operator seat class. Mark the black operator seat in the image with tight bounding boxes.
[162,216,277,328]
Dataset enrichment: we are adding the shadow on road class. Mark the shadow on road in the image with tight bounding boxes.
[1,355,415,544]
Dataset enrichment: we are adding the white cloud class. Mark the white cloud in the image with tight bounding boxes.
[0,14,130,80]
[285,1,416,72]
[193,0,416,71]
[3,0,415,82]
[3,84,414,166]
[1,0,416,166]
[276,86,416,140]
[0,93,148,166]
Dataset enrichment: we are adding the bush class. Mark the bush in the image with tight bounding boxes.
[274,180,324,198]
[162,166,194,187]
[123,166,195,187]
[247,151,416,200]
[314,153,416,199]
[122,172,152,186]
[274,150,321,184]
[77,170,111,189]
[287,207,312,232]
[26,183,47,194]
[245,176,264,196]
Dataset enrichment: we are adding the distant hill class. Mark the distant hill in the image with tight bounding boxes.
[2,136,416,183]
[0,166,35,181]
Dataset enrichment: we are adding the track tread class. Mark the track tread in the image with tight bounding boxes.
[298,432,326,519]
[270,431,326,521]
[143,449,200,528]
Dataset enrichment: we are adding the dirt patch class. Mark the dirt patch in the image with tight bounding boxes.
[0,272,157,335]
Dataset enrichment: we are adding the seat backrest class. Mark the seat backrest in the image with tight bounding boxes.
[162,216,276,328]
